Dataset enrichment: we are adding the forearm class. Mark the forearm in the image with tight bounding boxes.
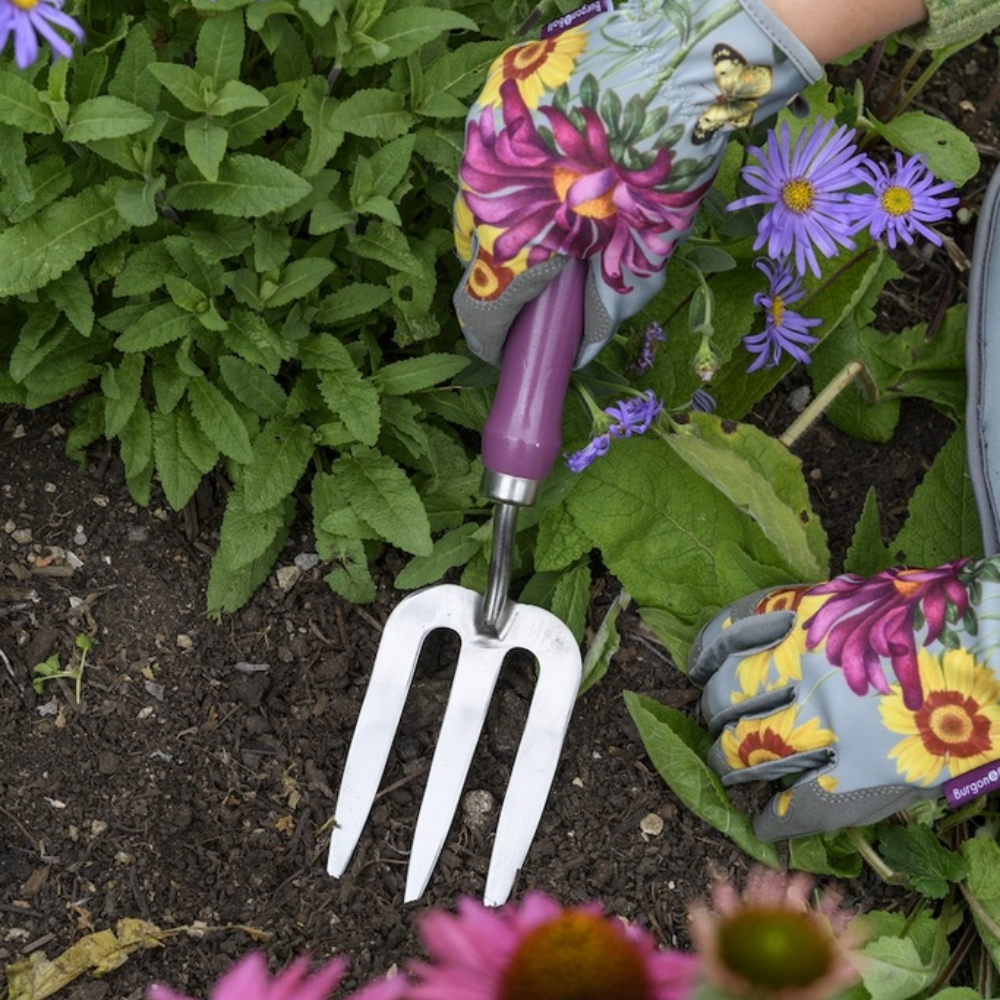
[757,0,928,62]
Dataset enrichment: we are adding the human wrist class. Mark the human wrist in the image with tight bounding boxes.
[753,0,929,63]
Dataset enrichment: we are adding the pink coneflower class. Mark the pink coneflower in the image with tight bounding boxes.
[730,119,868,278]
[146,951,407,1000]
[690,868,866,1000]
[406,892,698,1000]
[0,0,84,69]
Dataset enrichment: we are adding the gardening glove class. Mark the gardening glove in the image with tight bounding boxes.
[688,558,1000,841]
[453,0,822,368]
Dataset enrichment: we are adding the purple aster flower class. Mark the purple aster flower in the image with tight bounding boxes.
[803,559,972,710]
[690,388,716,412]
[743,258,822,372]
[729,118,868,278]
[629,321,667,374]
[461,79,711,294]
[0,0,84,70]
[848,151,959,249]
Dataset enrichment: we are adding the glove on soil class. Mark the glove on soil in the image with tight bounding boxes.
[453,0,822,368]
[688,558,1000,840]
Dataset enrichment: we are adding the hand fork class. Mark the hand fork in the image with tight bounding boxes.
[326,260,587,905]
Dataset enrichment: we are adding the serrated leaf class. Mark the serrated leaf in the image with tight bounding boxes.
[195,9,245,90]
[350,222,423,274]
[327,88,414,139]
[356,9,478,67]
[961,836,1000,974]
[184,120,229,182]
[242,418,314,513]
[108,24,160,112]
[152,408,206,510]
[375,353,469,395]
[551,563,590,643]
[45,269,94,336]
[893,425,983,565]
[147,63,207,113]
[218,355,286,418]
[367,133,415,197]
[394,522,480,589]
[421,41,506,101]
[228,80,302,149]
[307,338,380,445]
[216,484,296,571]
[315,283,392,325]
[0,179,129,298]
[103,354,145,439]
[323,537,376,603]
[625,692,780,865]
[114,302,200,352]
[186,378,253,464]
[579,588,627,695]
[535,503,591,573]
[63,96,153,143]
[211,79,270,117]
[877,825,966,899]
[265,258,334,307]
[0,70,54,132]
[333,447,432,556]
[114,177,165,228]
[845,487,894,575]
[170,154,311,217]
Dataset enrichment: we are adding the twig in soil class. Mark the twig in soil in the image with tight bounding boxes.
[0,804,43,856]
[780,361,868,449]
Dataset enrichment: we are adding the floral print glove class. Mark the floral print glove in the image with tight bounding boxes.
[454,0,822,368]
[688,558,1000,840]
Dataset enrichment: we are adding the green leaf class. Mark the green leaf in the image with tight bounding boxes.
[297,76,346,177]
[114,302,200,352]
[328,89,415,140]
[114,176,166,228]
[184,120,229,182]
[147,63,207,113]
[228,80,303,149]
[892,425,983,565]
[0,179,129,298]
[867,110,979,186]
[315,283,392,325]
[63,96,153,143]
[218,355,287,418]
[859,935,936,1000]
[333,447,433,556]
[394,522,481,589]
[551,563,590,643]
[305,337,381,446]
[103,354,145,439]
[215,485,293,571]
[211,79,270,117]
[45,269,94,336]
[624,692,780,865]
[152,408,206,510]
[323,537,377,603]
[961,835,1000,973]
[108,24,160,112]
[265,258,335,307]
[579,589,627,696]
[0,70,54,132]
[170,154,311,217]
[421,41,506,102]
[876,825,966,899]
[535,503,590,573]
[375,353,470,395]
[186,378,254,464]
[195,9,245,90]
[845,487,894,575]
[356,9,477,67]
[351,221,424,274]
[242,418,314,513]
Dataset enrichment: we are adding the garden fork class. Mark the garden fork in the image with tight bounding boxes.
[326,260,587,906]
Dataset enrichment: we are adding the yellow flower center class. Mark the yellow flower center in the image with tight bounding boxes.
[768,294,785,328]
[499,911,651,1000]
[880,185,914,217]
[9,0,40,8]
[718,908,835,991]
[509,40,554,78]
[781,178,815,214]
[552,167,617,219]
[928,703,974,746]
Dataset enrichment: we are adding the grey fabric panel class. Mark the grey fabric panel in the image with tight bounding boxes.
[966,163,1000,556]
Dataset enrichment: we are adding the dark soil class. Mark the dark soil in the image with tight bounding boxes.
[2,34,999,1000]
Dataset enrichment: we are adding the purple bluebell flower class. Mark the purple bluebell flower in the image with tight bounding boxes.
[729,119,868,278]
[848,152,959,249]
[0,0,84,69]
[565,391,663,471]
[629,321,667,374]
[690,388,717,413]
[743,258,822,372]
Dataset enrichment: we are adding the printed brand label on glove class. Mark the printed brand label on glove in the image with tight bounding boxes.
[541,0,613,38]
[944,760,1000,807]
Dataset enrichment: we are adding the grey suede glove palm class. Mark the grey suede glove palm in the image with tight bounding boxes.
[453,0,822,368]
[688,558,1000,840]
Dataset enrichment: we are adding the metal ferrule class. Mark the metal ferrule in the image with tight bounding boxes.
[480,469,540,506]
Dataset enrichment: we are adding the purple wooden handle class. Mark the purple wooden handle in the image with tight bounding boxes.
[482,260,587,481]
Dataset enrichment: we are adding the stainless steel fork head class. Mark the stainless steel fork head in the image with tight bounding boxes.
[326,583,581,906]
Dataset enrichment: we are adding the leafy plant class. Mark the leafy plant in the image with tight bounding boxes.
[32,633,94,703]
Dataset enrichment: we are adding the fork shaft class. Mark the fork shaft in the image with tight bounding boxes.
[478,500,518,637]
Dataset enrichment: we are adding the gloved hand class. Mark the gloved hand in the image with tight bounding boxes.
[453,0,822,368]
[688,558,1000,840]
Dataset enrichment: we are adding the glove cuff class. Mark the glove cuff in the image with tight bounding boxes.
[736,0,823,86]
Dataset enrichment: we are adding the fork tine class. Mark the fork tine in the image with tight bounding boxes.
[484,603,581,905]
[405,611,507,902]
[326,588,443,878]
